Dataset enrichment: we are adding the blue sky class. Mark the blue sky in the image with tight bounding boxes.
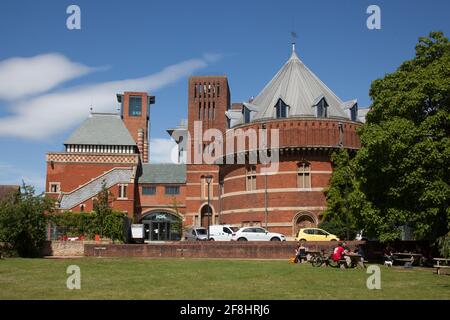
[0,0,449,192]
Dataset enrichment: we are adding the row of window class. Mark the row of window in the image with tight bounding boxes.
[142,185,180,195]
[65,144,135,154]
[198,101,216,120]
[245,163,311,191]
[242,98,331,124]
[194,82,220,98]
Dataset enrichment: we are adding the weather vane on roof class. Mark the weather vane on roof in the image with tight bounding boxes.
[291,31,298,52]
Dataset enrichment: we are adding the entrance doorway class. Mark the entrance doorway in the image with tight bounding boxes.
[294,213,316,236]
[141,211,182,241]
[200,205,213,228]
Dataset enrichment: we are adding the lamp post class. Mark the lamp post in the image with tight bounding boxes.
[205,175,213,240]
[264,172,268,229]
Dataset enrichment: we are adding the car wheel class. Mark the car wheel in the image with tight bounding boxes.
[330,239,337,241]
[299,239,306,242]
[270,237,281,241]
[237,237,247,241]
[209,238,215,241]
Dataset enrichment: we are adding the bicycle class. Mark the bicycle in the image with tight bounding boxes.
[310,251,342,268]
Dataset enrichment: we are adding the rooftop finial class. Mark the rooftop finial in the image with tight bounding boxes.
[290,31,298,52]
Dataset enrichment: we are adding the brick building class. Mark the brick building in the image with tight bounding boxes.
[46,46,362,240]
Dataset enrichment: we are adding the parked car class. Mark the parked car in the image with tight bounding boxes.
[231,227,286,241]
[208,225,238,241]
[184,227,208,241]
[295,228,339,241]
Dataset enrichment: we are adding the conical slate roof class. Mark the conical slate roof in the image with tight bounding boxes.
[250,49,350,121]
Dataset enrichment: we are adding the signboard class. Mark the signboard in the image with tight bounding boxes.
[131,224,144,239]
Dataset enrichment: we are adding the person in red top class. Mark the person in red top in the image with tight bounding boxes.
[332,242,352,267]
[332,242,345,262]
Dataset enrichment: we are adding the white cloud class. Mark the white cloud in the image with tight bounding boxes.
[149,138,179,164]
[0,53,97,100]
[0,55,215,139]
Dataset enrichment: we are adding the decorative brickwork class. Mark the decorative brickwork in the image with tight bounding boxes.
[46,152,139,164]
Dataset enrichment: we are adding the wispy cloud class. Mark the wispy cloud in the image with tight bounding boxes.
[0,54,217,140]
[0,53,98,100]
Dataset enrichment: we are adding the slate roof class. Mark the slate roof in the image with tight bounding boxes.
[229,48,356,126]
[138,163,186,184]
[64,113,136,146]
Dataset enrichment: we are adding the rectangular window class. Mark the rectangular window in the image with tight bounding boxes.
[119,184,127,199]
[49,182,60,193]
[129,96,142,116]
[297,163,311,189]
[246,165,257,191]
[243,107,251,123]
[142,186,156,195]
[165,186,180,195]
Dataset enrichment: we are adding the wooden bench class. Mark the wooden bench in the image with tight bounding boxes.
[433,258,450,275]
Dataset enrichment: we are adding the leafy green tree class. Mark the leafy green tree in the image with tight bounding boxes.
[93,180,114,238]
[321,149,362,240]
[0,183,53,257]
[354,31,450,242]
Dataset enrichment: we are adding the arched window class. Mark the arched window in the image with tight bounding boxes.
[275,99,288,118]
[297,162,311,189]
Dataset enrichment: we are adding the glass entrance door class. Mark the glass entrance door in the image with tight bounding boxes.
[150,222,171,241]
[141,212,181,242]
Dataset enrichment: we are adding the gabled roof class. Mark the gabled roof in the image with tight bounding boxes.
[64,113,136,146]
[250,50,350,121]
[138,164,186,184]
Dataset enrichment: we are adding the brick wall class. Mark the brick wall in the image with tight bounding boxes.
[84,241,366,259]
[42,240,111,256]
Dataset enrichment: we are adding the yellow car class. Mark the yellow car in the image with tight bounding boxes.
[295,228,339,241]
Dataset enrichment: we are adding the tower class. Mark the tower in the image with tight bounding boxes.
[117,92,155,163]
[186,76,230,227]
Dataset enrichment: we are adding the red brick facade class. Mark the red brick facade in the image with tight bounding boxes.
[46,72,361,239]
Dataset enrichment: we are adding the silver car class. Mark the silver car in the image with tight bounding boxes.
[184,227,208,241]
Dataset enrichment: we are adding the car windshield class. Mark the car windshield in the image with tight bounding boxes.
[196,229,207,235]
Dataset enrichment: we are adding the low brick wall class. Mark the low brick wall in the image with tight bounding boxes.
[42,240,112,257]
[84,241,366,259]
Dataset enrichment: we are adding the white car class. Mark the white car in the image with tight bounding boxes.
[208,225,238,241]
[231,227,286,241]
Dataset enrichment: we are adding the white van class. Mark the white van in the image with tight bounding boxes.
[208,225,238,241]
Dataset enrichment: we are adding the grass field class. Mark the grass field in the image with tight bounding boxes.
[0,257,449,299]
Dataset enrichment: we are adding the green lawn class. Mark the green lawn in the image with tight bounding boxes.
[0,257,449,299]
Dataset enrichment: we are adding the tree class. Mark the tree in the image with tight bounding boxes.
[354,31,450,242]
[93,180,114,238]
[320,149,363,240]
[0,183,53,257]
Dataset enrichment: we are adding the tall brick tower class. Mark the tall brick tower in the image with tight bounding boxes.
[117,92,155,163]
[186,76,230,227]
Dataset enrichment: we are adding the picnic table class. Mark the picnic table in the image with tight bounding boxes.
[393,252,423,266]
[344,253,366,269]
[433,258,450,275]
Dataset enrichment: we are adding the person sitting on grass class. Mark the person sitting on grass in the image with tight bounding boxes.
[295,241,308,263]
